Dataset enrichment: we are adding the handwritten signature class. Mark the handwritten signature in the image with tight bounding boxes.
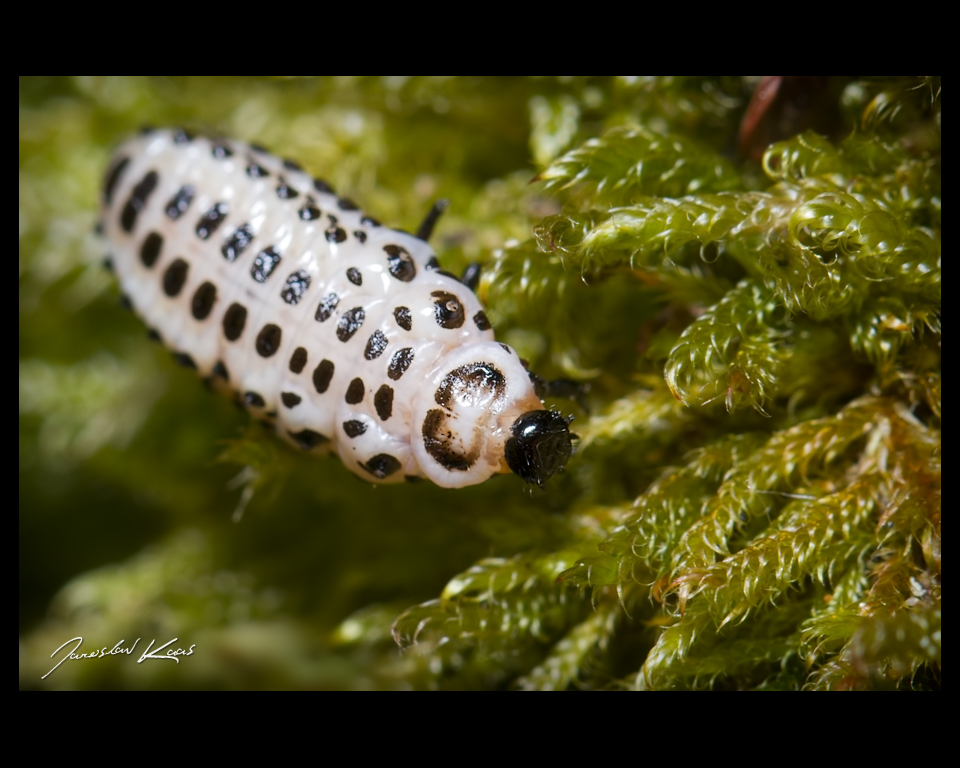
[43,637,196,680]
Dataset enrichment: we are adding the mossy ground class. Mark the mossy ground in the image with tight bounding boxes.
[19,77,939,690]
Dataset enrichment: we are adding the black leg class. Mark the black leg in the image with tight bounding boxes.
[461,262,482,292]
[527,372,591,413]
[416,198,450,242]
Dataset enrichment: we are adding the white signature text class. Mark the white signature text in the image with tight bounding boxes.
[43,636,196,680]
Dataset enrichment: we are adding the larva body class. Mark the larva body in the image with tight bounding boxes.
[101,128,572,488]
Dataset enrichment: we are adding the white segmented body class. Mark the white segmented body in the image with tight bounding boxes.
[101,128,555,488]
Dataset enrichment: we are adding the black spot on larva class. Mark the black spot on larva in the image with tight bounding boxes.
[196,202,229,240]
[299,205,321,221]
[282,158,303,172]
[431,291,465,329]
[393,306,412,331]
[387,347,414,380]
[147,328,162,343]
[337,197,359,211]
[313,178,335,195]
[281,392,302,409]
[251,246,282,283]
[119,294,133,311]
[289,347,308,374]
[327,214,338,226]
[375,385,394,421]
[359,454,401,480]
[315,293,340,322]
[222,302,248,341]
[213,360,229,381]
[345,377,365,404]
[120,170,159,233]
[434,362,506,408]
[172,128,193,144]
[191,281,217,320]
[346,267,362,286]
[425,255,440,270]
[364,330,388,360]
[404,475,422,484]
[473,311,492,331]
[103,156,130,205]
[422,409,479,471]
[313,359,335,394]
[95,221,104,236]
[343,420,367,438]
[162,258,189,297]
[246,162,269,178]
[499,343,512,354]
[354,231,367,243]
[337,307,365,342]
[103,255,114,272]
[165,185,195,220]
[244,391,266,408]
[249,143,267,153]
[140,231,163,268]
[289,429,330,450]
[222,223,254,262]
[256,324,282,358]
[325,227,347,244]
[211,141,233,159]
[384,245,416,282]
[361,216,381,227]
[276,179,299,200]
[280,270,311,305]
[172,352,197,369]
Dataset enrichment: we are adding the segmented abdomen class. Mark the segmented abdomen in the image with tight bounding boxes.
[102,129,510,484]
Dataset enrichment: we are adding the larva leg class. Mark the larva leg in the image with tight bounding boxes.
[460,262,482,292]
[415,198,450,241]
[529,373,591,414]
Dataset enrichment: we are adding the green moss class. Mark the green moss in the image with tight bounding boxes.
[20,77,939,690]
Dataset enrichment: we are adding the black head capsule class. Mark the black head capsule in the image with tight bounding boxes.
[504,410,573,489]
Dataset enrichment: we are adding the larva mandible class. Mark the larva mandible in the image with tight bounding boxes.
[100,128,573,488]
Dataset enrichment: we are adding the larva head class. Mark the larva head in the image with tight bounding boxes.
[411,341,569,488]
[504,410,573,489]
